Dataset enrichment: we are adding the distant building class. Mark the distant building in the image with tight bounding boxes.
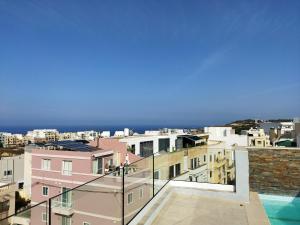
[280,122,294,134]
[246,128,271,147]
[100,131,110,138]
[119,132,208,157]
[0,133,26,148]
[204,127,248,148]
[26,129,59,143]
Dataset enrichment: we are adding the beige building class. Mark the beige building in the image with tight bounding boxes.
[0,183,17,221]
[247,128,271,147]
[0,133,26,148]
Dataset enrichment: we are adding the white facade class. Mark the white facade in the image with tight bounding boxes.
[204,127,248,148]
[120,134,179,155]
[23,146,33,198]
[0,155,24,184]
[114,131,125,137]
[280,122,294,134]
[101,131,111,138]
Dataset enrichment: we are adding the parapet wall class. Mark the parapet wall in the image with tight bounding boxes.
[248,147,300,196]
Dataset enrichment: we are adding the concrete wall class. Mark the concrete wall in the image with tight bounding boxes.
[248,147,300,196]
[0,155,24,184]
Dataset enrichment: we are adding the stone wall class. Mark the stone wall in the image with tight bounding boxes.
[248,147,300,196]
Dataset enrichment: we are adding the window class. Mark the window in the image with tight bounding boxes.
[210,155,212,162]
[204,155,206,162]
[41,159,51,170]
[92,158,103,174]
[62,216,71,225]
[127,193,133,205]
[62,161,72,176]
[83,222,90,225]
[61,187,72,208]
[3,170,12,176]
[42,186,49,196]
[42,212,48,222]
[140,141,154,157]
[210,171,212,178]
[154,170,160,179]
[139,188,144,199]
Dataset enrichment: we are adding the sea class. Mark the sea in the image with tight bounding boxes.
[0,125,201,135]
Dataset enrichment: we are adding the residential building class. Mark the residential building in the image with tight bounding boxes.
[100,131,110,138]
[0,133,26,148]
[0,183,17,221]
[204,126,248,148]
[280,122,294,134]
[0,155,23,223]
[26,129,59,144]
[246,128,271,147]
[119,133,208,157]
[0,155,24,187]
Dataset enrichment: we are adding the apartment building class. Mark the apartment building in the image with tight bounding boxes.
[246,128,271,147]
[0,156,23,224]
[119,133,208,157]
[26,129,59,144]
[0,133,26,148]
[0,155,24,187]
[58,131,100,141]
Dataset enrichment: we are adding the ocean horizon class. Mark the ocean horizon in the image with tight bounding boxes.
[0,125,203,135]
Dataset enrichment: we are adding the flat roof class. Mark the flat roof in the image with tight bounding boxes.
[45,140,98,152]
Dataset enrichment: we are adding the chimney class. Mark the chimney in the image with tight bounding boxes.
[96,137,100,148]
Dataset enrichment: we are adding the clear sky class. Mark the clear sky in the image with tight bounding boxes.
[0,0,299,127]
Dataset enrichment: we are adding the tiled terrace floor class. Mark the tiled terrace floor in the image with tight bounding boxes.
[149,192,269,225]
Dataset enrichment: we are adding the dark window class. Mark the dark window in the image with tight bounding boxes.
[169,165,175,179]
[159,138,170,152]
[140,141,153,157]
[175,163,181,176]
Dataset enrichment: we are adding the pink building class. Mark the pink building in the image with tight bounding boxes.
[29,140,149,225]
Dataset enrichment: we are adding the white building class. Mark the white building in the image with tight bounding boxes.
[26,129,59,143]
[101,131,111,138]
[0,155,24,186]
[280,122,294,134]
[204,127,248,148]
[246,128,271,147]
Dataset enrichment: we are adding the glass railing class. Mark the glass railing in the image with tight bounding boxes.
[0,146,237,225]
[123,156,153,224]
[0,201,48,225]
[49,171,123,225]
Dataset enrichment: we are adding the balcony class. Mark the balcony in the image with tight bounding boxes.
[0,147,270,225]
[51,200,73,216]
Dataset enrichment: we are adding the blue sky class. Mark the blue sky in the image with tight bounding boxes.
[0,0,299,127]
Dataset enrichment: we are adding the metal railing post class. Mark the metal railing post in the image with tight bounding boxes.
[122,167,125,225]
[152,154,155,197]
[48,199,51,225]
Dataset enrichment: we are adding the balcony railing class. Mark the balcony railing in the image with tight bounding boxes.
[0,147,236,225]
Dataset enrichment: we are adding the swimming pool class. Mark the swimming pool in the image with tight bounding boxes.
[259,194,300,225]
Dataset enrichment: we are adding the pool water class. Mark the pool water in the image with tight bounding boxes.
[259,194,300,225]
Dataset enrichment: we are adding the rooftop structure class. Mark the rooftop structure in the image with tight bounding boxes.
[204,126,248,148]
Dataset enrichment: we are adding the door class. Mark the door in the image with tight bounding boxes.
[62,187,72,208]
[175,163,181,176]
[169,165,175,179]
